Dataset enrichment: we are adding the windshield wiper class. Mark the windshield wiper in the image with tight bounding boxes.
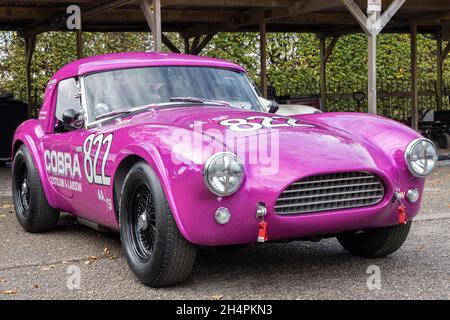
[170,97,230,107]
[94,98,228,121]
[95,105,152,121]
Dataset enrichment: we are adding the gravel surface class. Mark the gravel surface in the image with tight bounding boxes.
[1,166,449,300]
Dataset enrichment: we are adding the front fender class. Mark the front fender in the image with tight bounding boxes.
[109,125,227,241]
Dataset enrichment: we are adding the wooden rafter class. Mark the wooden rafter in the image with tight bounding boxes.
[18,0,135,37]
[181,0,343,38]
[161,33,181,53]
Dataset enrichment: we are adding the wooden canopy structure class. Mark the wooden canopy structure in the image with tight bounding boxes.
[1,0,450,129]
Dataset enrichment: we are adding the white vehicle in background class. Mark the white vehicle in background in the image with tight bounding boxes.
[259,97,322,116]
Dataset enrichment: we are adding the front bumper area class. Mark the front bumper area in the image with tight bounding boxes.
[168,160,426,246]
[173,181,424,247]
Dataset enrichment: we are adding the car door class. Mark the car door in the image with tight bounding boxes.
[69,127,115,223]
[41,77,114,222]
[41,77,83,199]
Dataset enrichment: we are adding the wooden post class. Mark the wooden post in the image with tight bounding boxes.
[410,22,419,131]
[342,0,405,114]
[184,37,190,54]
[25,35,36,119]
[319,37,327,112]
[318,36,338,112]
[192,33,216,55]
[140,0,162,52]
[367,5,380,114]
[153,0,161,52]
[260,20,268,99]
[436,37,443,111]
[436,37,450,111]
[367,33,377,114]
[76,29,83,59]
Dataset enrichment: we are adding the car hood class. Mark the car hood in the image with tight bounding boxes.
[110,106,386,178]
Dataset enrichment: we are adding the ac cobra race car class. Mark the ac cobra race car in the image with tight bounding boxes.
[12,52,438,286]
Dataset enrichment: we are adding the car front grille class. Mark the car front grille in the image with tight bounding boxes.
[274,171,384,215]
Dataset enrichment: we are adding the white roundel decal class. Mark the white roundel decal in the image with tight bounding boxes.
[83,133,113,186]
[219,116,313,132]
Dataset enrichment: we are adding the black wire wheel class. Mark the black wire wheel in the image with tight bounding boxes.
[12,145,59,233]
[17,163,30,216]
[119,161,197,287]
[127,182,157,263]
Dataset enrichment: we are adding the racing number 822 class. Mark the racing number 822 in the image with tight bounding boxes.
[83,133,113,186]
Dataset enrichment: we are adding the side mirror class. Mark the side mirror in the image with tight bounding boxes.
[268,101,279,114]
[62,109,84,130]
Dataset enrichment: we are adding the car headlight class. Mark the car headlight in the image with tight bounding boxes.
[203,152,244,196]
[405,138,438,177]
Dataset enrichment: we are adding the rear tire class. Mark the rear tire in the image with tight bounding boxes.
[119,161,197,287]
[437,132,450,149]
[12,145,59,233]
[337,222,412,258]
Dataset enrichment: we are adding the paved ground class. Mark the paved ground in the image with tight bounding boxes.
[1,164,449,300]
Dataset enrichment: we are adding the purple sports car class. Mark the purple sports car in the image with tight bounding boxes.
[11,52,438,286]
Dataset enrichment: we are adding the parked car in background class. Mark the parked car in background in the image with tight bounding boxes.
[420,109,450,149]
[259,97,321,116]
[0,93,28,165]
[12,52,438,286]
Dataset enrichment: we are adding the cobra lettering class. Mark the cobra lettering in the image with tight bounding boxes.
[44,150,81,179]
[83,133,113,186]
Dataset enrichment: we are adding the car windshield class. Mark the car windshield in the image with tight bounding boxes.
[82,66,263,122]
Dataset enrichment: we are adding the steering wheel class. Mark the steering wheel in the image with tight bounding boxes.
[94,103,112,117]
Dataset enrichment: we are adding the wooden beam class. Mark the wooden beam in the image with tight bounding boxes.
[411,22,419,130]
[25,35,36,119]
[436,38,450,111]
[319,37,327,112]
[342,0,404,115]
[442,41,450,61]
[436,37,444,110]
[83,0,134,19]
[0,7,59,20]
[183,36,190,54]
[367,1,380,114]
[342,0,404,35]
[341,0,371,35]
[410,11,450,25]
[0,0,92,3]
[182,0,342,38]
[140,0,162,51]
[324,36,338,63]
[260,20,268,99]
[192,33,215,55]
[0,7,233,24]
[319,35,339,111]
[17,0,134,37]
[161,33,181,53]
[160,0,294,7]
[190,36,200,54]
[76,29,83,59]
[376,0,406,32]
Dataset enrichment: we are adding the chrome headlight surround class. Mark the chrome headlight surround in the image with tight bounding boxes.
[203,152,244,196]
[404,138,438,177]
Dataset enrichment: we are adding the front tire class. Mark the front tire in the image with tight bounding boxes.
[337,222,412,258]
[12,145,59,233]
[119,161,197,287]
